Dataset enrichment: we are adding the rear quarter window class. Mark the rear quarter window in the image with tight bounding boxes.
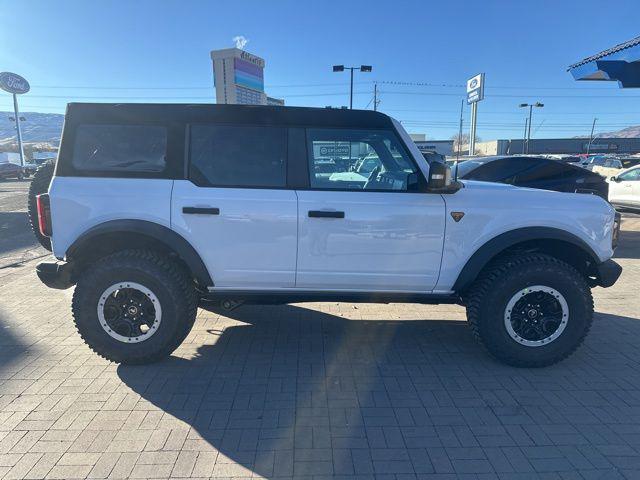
[72,124,167,173]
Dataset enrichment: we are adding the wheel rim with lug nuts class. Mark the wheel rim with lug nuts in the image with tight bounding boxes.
[97,282,162,343]
[504,285,569,347]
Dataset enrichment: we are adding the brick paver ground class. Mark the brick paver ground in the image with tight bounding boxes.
[0,217,639,479]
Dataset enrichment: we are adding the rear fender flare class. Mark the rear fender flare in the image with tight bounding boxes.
[66,219,213,287]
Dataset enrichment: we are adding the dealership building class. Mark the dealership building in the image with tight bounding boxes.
[210,48,284,106]
[473,137,640,156]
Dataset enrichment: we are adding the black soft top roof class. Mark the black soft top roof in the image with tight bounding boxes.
[64,103,395,129]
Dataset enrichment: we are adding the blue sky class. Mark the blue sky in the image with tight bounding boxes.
[1,0,639,140]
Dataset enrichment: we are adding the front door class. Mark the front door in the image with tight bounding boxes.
[171,124,297,289]
[296,128,446,292]
[610,167,640,207]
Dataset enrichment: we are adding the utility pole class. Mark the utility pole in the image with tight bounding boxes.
[522,117,528,154]
[587,117,597,155]
[373,82,379,111]
[457,99,464,161]
[526,106,533,153]
[349,68,354,109]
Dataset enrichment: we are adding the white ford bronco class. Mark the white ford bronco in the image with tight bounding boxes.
[35,103,622,367]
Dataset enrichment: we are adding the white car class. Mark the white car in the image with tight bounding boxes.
[34,103,621,367]
[591,158,624,178]
[609,165,640,211]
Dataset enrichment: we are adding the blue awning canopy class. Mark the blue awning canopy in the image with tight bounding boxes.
[568,36,640,88]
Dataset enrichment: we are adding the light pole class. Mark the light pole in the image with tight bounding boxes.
[332,65,372,109]
[587,118,598,155]
[519,102,544,154]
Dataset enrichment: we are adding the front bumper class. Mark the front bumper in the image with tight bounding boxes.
[36,261,74,290]
[594,259,622,288]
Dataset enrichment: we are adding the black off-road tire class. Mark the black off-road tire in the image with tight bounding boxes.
[27,160,55,251]
[466,253,593,367]
[72,250,198,364]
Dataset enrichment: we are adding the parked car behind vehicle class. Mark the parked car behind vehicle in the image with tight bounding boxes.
[608,165,640,211]
[0,161,25,180]
[456,155,609,199]
[591,158,624,178]
[22,163,38,176]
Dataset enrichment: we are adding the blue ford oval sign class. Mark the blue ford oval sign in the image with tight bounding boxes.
[0,72,30,94]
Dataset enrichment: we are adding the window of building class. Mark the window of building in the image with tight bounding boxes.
[307,129,419,191]
[189,125,286,188]
[72,124,167,173]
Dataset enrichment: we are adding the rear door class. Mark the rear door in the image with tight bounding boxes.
[171,124,298,289]
[295,128,445,292]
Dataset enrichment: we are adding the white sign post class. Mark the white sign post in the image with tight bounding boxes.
[466,73,485,156]
[0,72,30,167]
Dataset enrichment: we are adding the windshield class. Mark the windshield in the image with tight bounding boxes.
[390,117,430,178]
[456,160,485,177]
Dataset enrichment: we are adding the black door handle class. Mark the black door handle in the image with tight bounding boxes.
[183,207,220,215]
[308,210,345,218]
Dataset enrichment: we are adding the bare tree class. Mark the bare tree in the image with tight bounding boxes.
[451,133,481,155]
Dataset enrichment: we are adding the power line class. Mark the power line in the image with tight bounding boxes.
[30,81,369,90]
[380,90,640,99]
[29,79,630,92]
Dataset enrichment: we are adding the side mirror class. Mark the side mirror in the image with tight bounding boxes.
[427,161,452,191]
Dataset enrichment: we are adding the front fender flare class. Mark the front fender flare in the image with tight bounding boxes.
[452,226,601,292]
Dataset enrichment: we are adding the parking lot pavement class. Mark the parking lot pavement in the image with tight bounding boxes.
[0,180,49,270]
[1,188,640,479]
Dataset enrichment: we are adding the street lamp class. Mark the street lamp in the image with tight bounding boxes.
[519,102,544,154]
[332,65,373,109]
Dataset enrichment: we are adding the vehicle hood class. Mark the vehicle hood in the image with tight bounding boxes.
[460,178,611,207]
[460,179,518,191]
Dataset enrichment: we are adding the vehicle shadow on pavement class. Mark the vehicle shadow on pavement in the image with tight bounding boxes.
[614,230,640,259]
[117,305,640,477]
[0,211,38,255]
[0,308,32,377]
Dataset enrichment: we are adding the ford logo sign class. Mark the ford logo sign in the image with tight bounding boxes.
[469,78,478,89]
[0,72,30,95]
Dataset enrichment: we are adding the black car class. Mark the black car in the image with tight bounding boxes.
[0,162,25,180]
[457,155,608,199]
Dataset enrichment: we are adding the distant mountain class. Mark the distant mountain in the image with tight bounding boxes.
[0,110,638,149]
[596,125,640,138]
[0,111,64,146]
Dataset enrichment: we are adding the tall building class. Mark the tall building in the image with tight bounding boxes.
[210,48,284,106]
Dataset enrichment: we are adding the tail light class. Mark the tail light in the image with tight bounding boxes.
[36,194,52,237]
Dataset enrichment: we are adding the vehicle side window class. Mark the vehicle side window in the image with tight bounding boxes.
[306,128,419,191]
[515,160,567,183]
[189,125,286,188]
[619,168,640,181]
[72,124,167,173]
[467,158,531,182]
